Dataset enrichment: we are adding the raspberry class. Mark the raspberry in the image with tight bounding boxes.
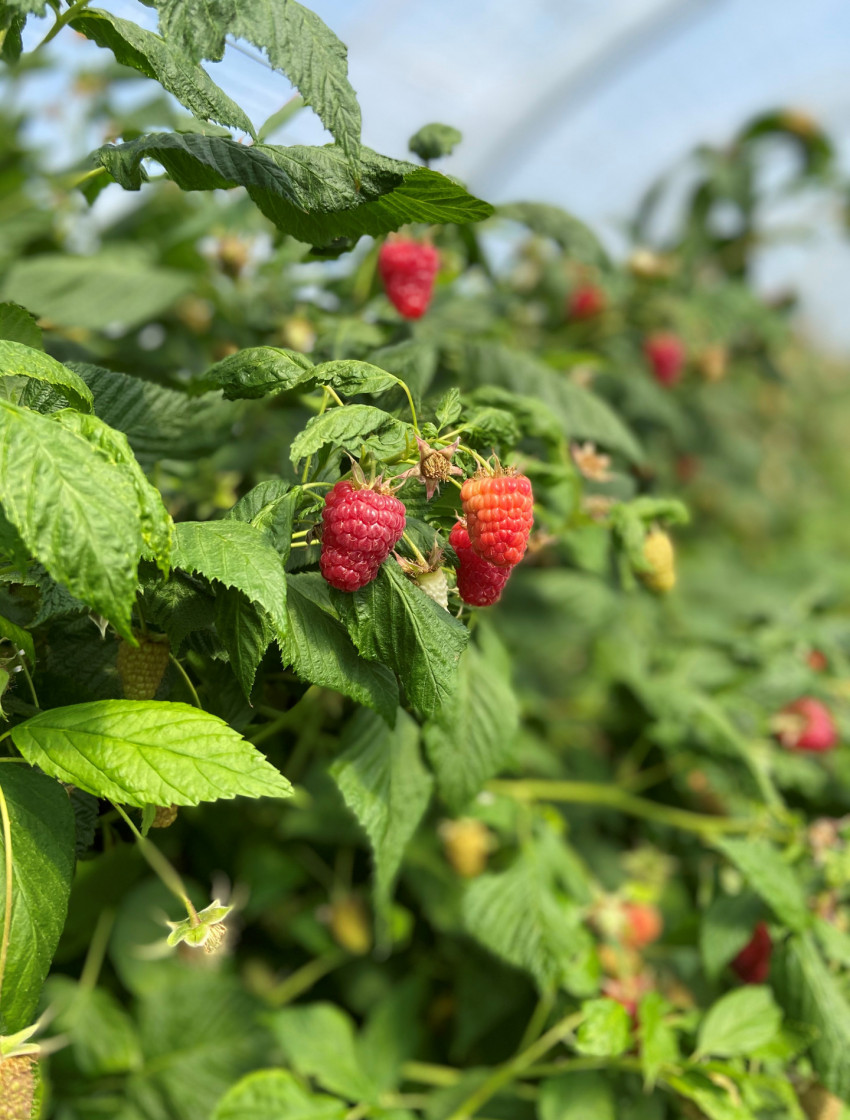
[808,649,829,672]
[639,529,676,594]
[116,635,170,700]
[320,479,406,592]
[775,697,838,753]
[152,804,179,829]
[799,1085,843,1120]
[644,332,685,387]
[460,469,534,568]
[439,818,493,878]
[378,239,439,319]
[621,902,663,949]
[600,974,653,1020]
[567,284,606,321]
[417,567,449,610]
[731,922,772,984]
[696,344,728,383]
[450,522,512,607]
[0,1055,35,1120]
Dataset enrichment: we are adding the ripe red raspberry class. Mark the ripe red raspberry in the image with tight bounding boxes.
[775,697,838,753]
[731,922,772,984]
[460,469,533,568]
[621,902,663,949]
[644,332,686,387]
[567,284,606,321]
[320,479,406,592]
[449,522,512,607]
[116,635,170,700]
[378,238,439,319]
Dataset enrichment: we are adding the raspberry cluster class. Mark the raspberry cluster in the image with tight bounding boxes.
[320,480,406,592]
[378,239,440,320]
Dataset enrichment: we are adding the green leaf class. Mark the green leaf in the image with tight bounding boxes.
[10,700,292,807]
[224,479,298,562]
[357,978,424,1094]
[330,708,433,922]
[268,1003,378,1103]
[283,573,399,724]
[713,837,810,932]
[214,588,273,699]
[772,931,850,1099]
[45,976,142,1076]
[0,612,34,668]
[462,844,599,996]
[51,409,172,575]
[333,561,469,718]
[638,992,679,1089]
[496,201,610,269]
[700,893,764,980]
[212,1069,347,1120]
[456,342,643,462]
[290,404,410,465]
[665,1071,758,1120]
[0,399,146,638]
[151,0,237,61]
[2,252,195,332]
[409,123,463,162]
[0,766,75,1034]
[424,625,518,810]
[575,998,632,1057]
[230,0,360,162]
[172,520,288,642]
[0,340,93,412]
[313,360,399,397]
[0,301,42,349]
[201,346,314,400]
[538,1072,616,1120]
[696,987,782,1058]
[95,135,493,247]
[70,9,255,136]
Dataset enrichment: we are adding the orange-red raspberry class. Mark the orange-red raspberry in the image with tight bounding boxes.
[449,522,512,607]
[460,471,533,568]
[378,239,439,320]
[320,480,406,592]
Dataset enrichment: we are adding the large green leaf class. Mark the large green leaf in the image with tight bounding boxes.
[269,1003,378,1103]
[333,561,469,718]
[289,404,409,465]
[224,479,299,562]
[1,252,194,332]
[424,625,518,811]
[282,573,399,724]
[70,9,255,136]
[212,1069,347,1120]
[538,1072,616,1120]
[94,134,493,247]
[313,360,399,397]
[455,342,643,462]
[214,588,273,699]
[10,700,292,807]
[330,708,433,922]
[713,837,810,932]
[45,976,142,1076]
[201,345,314,400]
[0,340,92,412]
[51,409,172,575]
[0,302,42,349]
[0,400,146,638]
[0,765,75,1034]
[171,520,288,642]
[695,987,782,1058]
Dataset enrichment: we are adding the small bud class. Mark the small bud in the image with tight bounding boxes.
[167,900,233,953]
[152,804,179,829]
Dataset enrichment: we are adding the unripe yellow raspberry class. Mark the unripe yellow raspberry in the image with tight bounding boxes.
[640,529,676,594]
[440,818,493,879]
[0,1055,35,1120]
[329,896,372,955]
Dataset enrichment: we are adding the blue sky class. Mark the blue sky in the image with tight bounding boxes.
[12,0,850,348]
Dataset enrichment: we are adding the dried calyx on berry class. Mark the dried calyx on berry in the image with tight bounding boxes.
[320,463,406,593]
[460,460,534,568]
[395,435,464,500]
[378,236,440,320]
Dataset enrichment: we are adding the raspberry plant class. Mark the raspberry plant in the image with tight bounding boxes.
[1,5,850,1120]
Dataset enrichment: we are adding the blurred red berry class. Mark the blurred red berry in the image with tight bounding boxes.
[644,332,686,387]
[567,284,606,321]
[378,239,439,319]
[808,649,829,672]
[622,902,663,949]
[731,922,772,984]
[776,697,838,753]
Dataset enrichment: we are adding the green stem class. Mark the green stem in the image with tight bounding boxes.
[402,530,427,566]
[517,989,555,1052]
[0,781,13,1014]
[445,1012,583,1120]
[265,950,345,1008]
[36,0,91,49]
[113,803,198,922]
[168,653,202,709]
[16,655,39,711]
[302,389,331,484]
[487,779,765,836]
[402,1061,462,1088]
[79,909,115,991]
[457,443,491,471]
[392,376,419,433]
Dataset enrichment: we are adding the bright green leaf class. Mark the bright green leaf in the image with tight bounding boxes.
[0,340,92,411]
[268,1003,378,1103]
[714,837,810,932]
[575,998,632,1058]
[696,986,782,1058]
[212,1069,347,1120]
[290,404,410,465]
[201,346,314,400]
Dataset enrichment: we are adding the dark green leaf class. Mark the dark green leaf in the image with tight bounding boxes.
[290,404,410,465]
[409,123,463,162]
[201,345,314,400]
[714,837,810,932]
[268,1002,378,1103]
[215,587,272,699]
[212,1069,347,1120]
[0,302,42,349]
[313,360,398,397]
[538,1072,616,1120]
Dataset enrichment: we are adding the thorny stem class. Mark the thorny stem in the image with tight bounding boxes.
[487,779,777,837]
[445,1011,583,1120]
[0,781,13,1014]
[113,803,198,923]
[168,653,202,708]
